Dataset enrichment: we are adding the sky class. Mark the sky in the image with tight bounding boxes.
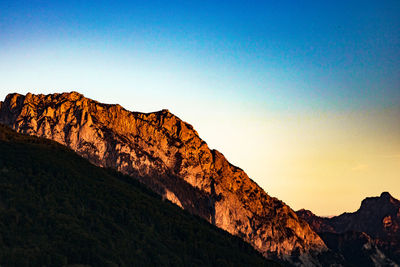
[0,0,399,216]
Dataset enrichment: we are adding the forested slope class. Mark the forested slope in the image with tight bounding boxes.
[0,124,277,267]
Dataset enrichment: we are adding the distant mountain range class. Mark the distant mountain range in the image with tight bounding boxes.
[297,192,400,266]
[0,91,398,266]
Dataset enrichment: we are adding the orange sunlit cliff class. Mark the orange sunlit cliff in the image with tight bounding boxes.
[0,92,328,265]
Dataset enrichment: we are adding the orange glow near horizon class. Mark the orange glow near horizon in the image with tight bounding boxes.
[186,104,400,217]
[1,89,399,217]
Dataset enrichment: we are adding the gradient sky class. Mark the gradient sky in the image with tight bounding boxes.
[1,0,399,216]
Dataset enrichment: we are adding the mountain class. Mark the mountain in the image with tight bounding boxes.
[297,192,400,266]
[0,92,328,266]
[0,123,278,266]
[318,231,397,267]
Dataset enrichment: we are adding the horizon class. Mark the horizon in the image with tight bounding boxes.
[1,0,399,216]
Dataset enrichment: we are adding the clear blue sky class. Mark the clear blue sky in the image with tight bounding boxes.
[1,0,399,108]
[1,0,399,215]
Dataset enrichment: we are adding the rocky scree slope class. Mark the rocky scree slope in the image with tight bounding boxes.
[0,92,327,265]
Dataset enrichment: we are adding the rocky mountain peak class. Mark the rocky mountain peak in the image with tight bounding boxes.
[296,209,336,233]
[297,209,315,217]
[379,192,399,206]
[359,192,400,216]
[0,92,329,265]
[381,191,393,198]
[297,193,400,265]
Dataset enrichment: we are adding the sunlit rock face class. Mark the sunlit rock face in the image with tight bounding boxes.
[0,92,328,265]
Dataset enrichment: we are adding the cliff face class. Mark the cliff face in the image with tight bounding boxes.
[297,192,400,265]
[332,192,400,239]
[0,92,328,265]
[298,192,400,241]
[0,124,279,266]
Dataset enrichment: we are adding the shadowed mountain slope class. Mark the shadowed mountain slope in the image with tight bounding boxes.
[0,123,278,266]
[0,92,328,266]
[297,193,400,266]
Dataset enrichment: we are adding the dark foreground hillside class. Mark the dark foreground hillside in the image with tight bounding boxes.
[0,92,328,265]
[0,124,278,267]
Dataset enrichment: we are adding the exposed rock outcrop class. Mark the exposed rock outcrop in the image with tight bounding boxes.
[0,92,329,265]
[297,192,400,266]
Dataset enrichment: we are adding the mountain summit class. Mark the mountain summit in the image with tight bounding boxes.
[0,92,328,265]
[297,192,400,265]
